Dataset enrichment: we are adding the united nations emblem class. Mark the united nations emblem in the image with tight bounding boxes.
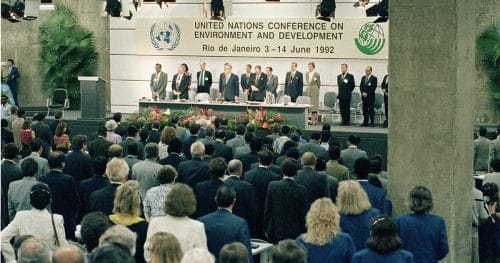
[354,23,385,55]
[150,22,181,51]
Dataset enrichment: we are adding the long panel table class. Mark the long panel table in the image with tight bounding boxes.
[138,100,310,129]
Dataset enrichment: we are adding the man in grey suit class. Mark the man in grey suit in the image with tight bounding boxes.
[131,143,163,199]
[489,126,500,165]
[19,139,49,178]
[265,66,278,100]
[219,63,239,102]
[150,63,168,100]
[340,134,367,177]
[474,127,491,172]
[284,62,304,103]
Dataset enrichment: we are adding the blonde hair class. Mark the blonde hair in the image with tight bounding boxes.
[160,127,177,145]
[149,232,183,263]
[113,181,141,217]
[106,157,129,182]
[303,198,340,246]
[337,180,371,215]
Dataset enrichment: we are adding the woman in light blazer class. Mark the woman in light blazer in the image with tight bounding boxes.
[306,62,321,125]
[1,183,67,262]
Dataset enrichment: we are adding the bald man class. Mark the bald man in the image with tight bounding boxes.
[53,244,86,263]
[295,152,330,208]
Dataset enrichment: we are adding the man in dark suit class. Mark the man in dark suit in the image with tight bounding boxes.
[159,137,186,169]
[219,118,235,141]
[6,59,20,106]
[1,143,22,228]
[172,63,192,100]
[197,62,213,94]
[90,158,129,216]
[337,63,356,126]
[219,63,239,102]
[199,185,253,262]
[78,156,109,219]
[355,157,392,215]
[39,151,80,240]
[284,62,304,103]
[31,112,52,158]
[381,73,389,127]
[240,64,255,95]
[63,135,94,184]
[249,65,267,102]
[238,139,263,174]
[212,129,233,162]
[89,125,113,159]
[112,112,127,138]
[297,132,327,157]
[360,66,378,127]
[1,119,14,144]
[147,122,161,143]
[120,125,144,160]
[244,149,280,238]
[177,141,210,189]
[264,158,308,243]
[225,160,257,233]
[194,157,226,218]
[150,63,168,100]
[182,123,200,160]
[296,152,330,208]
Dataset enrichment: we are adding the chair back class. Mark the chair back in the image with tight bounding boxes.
[278,95,291,105]
[323,91,337,107]
[53,89,68,105]
[374,93,384,109]
[265,92,275,104]
[188,91,196,101]
[350,92,361,108]
[238,92,248,103]
[210,88,219,101]
[196,93,211,102]
[296,96,311,105]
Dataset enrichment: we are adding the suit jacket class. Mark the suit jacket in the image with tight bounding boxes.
[360,75,378,103]
[226,135,246,154]
[264,178,308,243]
[195,178,223,218]
[158,152,186,169]
[266,74,278,96]
[250,163,282,176]
[199,209,253,262]
[197,70,213,93]
[7,177,47,220]
[240,72,256,91]
[340,147,368,177]
[219,73,239,101]
[39,170,80,239]
[120,137,145,160]
[298,142,327,157]
[224,176,257,230]
[306,71,321,90]
[132,159,163,199]
[79,174,109,216]
[177,158,210,189]
[220,127,236,141]
[19,152,50,178]
[172,73,192,100]
[244,166,280,238]
[381,74,389,97]
[1,160,23,227]
[358,180,392,215]
[88,136,113,159]
[1,128,14,144]
[90,183,120,216]
[212,140,233,162]
[474,137,491,171]
[325,160,349,181]
[31,121,52,158]
[337,73,356,100]
[250,73,267,101]
[238,152,259,174]
[150,71,168,99]
[284,71,304,99]
[63,151,94,183]
[147,129,161,143]
[6,66,19,91]
[183,135,199,160]
[490,137,500,163]
[296,167,330,207]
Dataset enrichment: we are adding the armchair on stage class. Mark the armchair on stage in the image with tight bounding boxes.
[46,88,70,116]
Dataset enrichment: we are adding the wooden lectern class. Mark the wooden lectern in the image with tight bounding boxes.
[78,76,106,119]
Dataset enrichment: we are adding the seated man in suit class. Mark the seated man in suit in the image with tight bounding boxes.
[172,63,192,100]
[249,65,267,102]
[197,62,213,94]
[296,152,330,208]
[219,63,239,102]
[199,185,253,262]
[195,157,227,217]
[90,157,128,216]
[340,134,368,177]
[264,158,308,243]
[177,142,210,189]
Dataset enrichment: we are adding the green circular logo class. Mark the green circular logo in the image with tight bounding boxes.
[355,23,385,55]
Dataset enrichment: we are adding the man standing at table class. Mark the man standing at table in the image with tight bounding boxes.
[197,62,212,94]
[381,72,389,127]
[360,66,378,127]
[285,62,303,103]
[219,63,239,102]
[250,65,267,102]
[150,63,168,100]
[240,64,255,95]
[172,63,191,100]
[337,63,355,126]
[265,66,278,100]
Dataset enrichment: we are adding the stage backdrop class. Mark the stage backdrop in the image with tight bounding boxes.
[110,2,389,113]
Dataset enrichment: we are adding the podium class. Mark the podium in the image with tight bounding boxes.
[78,76,106,119]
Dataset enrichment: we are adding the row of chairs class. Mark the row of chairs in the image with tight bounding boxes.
[318,91,386,124]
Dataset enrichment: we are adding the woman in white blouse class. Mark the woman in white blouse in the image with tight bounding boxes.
[1,183,67,262]
[144,183,207,262]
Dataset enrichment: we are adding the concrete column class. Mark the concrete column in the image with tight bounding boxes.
[388,0,476,262]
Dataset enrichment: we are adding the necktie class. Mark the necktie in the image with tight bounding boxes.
[200,71,204,86]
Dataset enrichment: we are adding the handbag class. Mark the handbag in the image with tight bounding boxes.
[51,213,61,247]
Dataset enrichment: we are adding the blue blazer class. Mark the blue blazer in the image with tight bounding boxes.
[219,73,239,101]
[340,208,380,251]
[297,232,356,263]
[195,178,223,218]
[395,214,448,263]
[199,208,253,262]
[358,180,392,215]
[353,248,414,263]
[177,158,210,189]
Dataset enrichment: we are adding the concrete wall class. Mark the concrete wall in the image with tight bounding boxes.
[0,0,110,108]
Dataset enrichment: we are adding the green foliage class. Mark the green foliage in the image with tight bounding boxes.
[39,4,98,109]
[477,22,500,110]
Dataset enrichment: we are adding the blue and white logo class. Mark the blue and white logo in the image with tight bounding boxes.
[150,22,181,51]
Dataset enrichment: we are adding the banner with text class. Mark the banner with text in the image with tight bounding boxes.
[136,18,388,59]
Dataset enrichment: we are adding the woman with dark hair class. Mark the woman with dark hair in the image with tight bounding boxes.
[53,122,71,153]
[1,183,68,262]
[19,118,35,158]
[353,216,413,262]
[395,186,449,263]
